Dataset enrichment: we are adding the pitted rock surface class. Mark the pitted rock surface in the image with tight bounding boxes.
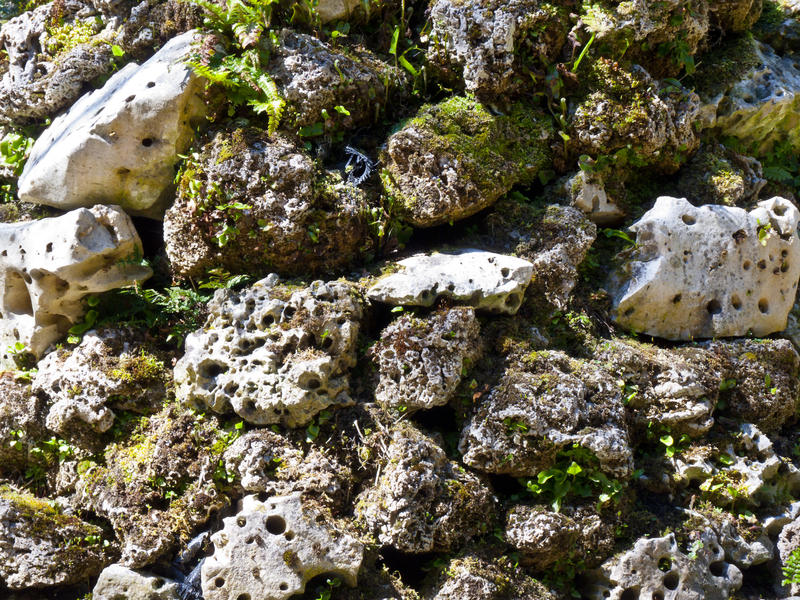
[368,250,533,315]
[585,529,742,600]
[18,31,206,218]
[0,205,151,366]
[698,38,800,154]
[357,424,494,553]
[201,493,363,600]
[0,0,114,125]
[93,564,180,600]
[426,0,566,98]
[0,487,107,588]
[459,350,633,478]
[164,130,367,280]
[223,430,352,508]
[175,276,363,427]
[372,307,481,410]
[34,329,168,438]
[380,96,553,227]
[270,29,404,130]
[609,196,800,340]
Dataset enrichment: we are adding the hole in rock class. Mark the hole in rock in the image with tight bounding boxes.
[706,300,722,315]
[709,561,725,577]
[658,558,672,572]
[782,262,790,273]
[46,243,53,253]
[732,229,747,242]
[307,378,321,390]
[285,531,295,541]
[214,577,225,588]
[652,593,664,600]
[377,549,438,588]
[758,260,767,269]
[731,295,742,310]
[620,588,639,600]
[505,294,520,308]
[743,261,751,270]
[236,594,251,600]
[141,138,154,147]
[200,362,227,379]
[147,81,156,87]
[623,307,635,317]
[125,95,135,102]
[774,205,787,216]
[283,306,296,320]
[279,583,289,591]
[672,294,682,304]
[4,271,33,316]
[501,267,510,277]
[681,214,696,225]
[237,516,246,527]
[663,572,679,590]
[266,515,286,534]
[758,299,769,313]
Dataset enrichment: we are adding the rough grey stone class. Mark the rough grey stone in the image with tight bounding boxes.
[0,487,107,588]
[33,328,168,438]
[164,129,367,280]
[201,492,363,600]
[585,529,743,600]
[356,424,494,553]
[372,307,481,410]
[609,196,800,340]
[175,277,363,427]
[0,205,151,367]
[93,564,180,600]
[459,350,633,478]
[368,250,533,315]
[18,31,206,219]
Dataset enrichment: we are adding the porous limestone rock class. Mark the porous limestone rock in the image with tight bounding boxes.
[175,277,363,427]
[426,0,567,98]
[164,129,367,280]
[709,338,800,432]
[505,504,617,569]
[597,340,719,438]
[473,198,597,310]
[0,0,114,125]
[33,329,168,439]
[581,0,709,78]
[356,424,494,553]
[778,518,800,596]
[459,351,632,478]
[569,59,700,174]
[717,520,773,569]
[696,37,800,154]
[0,487,107,588]
[223,430,353,508]
[372,307,481,410]
[368,250,533,315]
[609,196,800,340]
[0,205,151,366]
[675,141,766,207]
[564,169,625,225]
[754,0,800,52]
[201,492,363,600]
[18,30,206,219]
[425,555,557,600]
[584,529,743,600]
[270,29,405,130]
[0,375,46,475]
[76,403,228,567]
[93,564,180,600]
[381,96,553,227]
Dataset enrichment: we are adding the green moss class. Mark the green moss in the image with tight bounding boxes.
[109,350,165,383]
[45,18,99,58]
[688,35,761,100]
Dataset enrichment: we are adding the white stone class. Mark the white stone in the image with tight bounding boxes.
[565,169,624,225]
[201,493,363,600]
[93,565,180,600]
[699,39,800,155]
[175,277,362,427]
[0,205,151,366]
[585,529,742,600]
[368,250,533,315]
[609,196,800,340]
[18,30,206,219]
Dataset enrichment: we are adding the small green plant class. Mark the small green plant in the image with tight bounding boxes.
[520,444,624,512]
[313,577,341,600]
[184,0,286,133]
[756,220,773,246]
[783,548,800,585]
[306,409,333,442]
[0,131,33,176]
